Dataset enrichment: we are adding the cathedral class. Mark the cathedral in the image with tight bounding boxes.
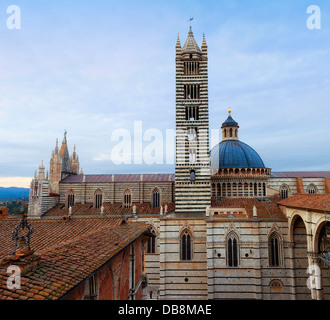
[28,27,330,300]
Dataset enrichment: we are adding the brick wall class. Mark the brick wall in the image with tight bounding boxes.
[63,238,145,300]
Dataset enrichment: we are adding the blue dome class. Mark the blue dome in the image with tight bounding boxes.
[210,140,265,169]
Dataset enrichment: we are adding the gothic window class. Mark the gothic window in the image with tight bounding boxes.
[189,148,197,164]
[94,189,103,209]
[307,184,318,194]
[152,188,160,208]
[185,106,199,121]
[187,128,197,142]
[184,61,200,75]
[34,184,38,197]
[226,232,239,267]
[123,189,132,208]
[279,185,290,199]
[269,232,282,267]
[190,170,196,182]
[84,274,98,300]
[67,190,75,208]
[184,84,200,100]
[181,229,192,261]
[147,235,156,254]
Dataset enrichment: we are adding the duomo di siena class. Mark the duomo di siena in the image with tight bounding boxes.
[28,27,330,300]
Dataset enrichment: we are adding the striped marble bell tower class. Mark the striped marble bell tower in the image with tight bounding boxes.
[175,27,211,213]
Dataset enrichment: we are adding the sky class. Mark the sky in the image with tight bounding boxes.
[0,0,329,188]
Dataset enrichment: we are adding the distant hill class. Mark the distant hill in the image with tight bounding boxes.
[0,187,29,200]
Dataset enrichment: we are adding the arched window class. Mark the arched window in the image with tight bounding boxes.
[33,183,38,197]
[279,184,290,199]
[152,188,160,208]
[67,190,75,208]
[123,189,132,208]
[307,184,318,194]
[189,148,197,164]
[84,274,98,300]
[181,229,192,261]
[190,170,196,182]
[269,232,282,267]
[147,235,156,254]
[227,232,239,267]
[94,189,103,209]
[270,280,283,294]
[187,128,197,142]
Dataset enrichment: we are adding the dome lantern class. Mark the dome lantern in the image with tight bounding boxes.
[221,107,239,141]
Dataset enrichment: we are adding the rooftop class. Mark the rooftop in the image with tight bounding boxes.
[0,217,151,300]
[211,196,286,219]
[272,172,330,178]
[278,194,330,212]
[42,202,176,217]
[60,173,175,184]
[181,27,202,54]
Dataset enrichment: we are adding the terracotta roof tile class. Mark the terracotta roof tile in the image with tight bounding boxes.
[42,202,175,217]
[272,172,330,178]
[211,196,286,219]
[0,217,150,300]
[60,174,175,184]
[278,194,330,212]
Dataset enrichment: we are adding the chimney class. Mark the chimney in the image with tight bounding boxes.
[0,215,41,275]
[325,178,330,194]
[296,178,306,194]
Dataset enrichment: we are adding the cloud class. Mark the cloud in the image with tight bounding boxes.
[0,1,330,184]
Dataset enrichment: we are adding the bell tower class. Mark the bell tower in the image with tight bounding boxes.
[175,27,211,213]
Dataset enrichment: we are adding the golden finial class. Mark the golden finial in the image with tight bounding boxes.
[228,106,232,114]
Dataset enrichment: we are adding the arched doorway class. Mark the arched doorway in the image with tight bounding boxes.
[314,222,330,299]
[292,216,310,300]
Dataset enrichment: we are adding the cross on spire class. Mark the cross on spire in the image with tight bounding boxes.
[187,17,194,28]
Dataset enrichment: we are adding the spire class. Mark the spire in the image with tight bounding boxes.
[60,130,68,157]
[182,27,202,55]
[176,33,181,48]
[202,33,207,52]
[55,138,59,154]
[63,130,67,144]
[38,161,45,180]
